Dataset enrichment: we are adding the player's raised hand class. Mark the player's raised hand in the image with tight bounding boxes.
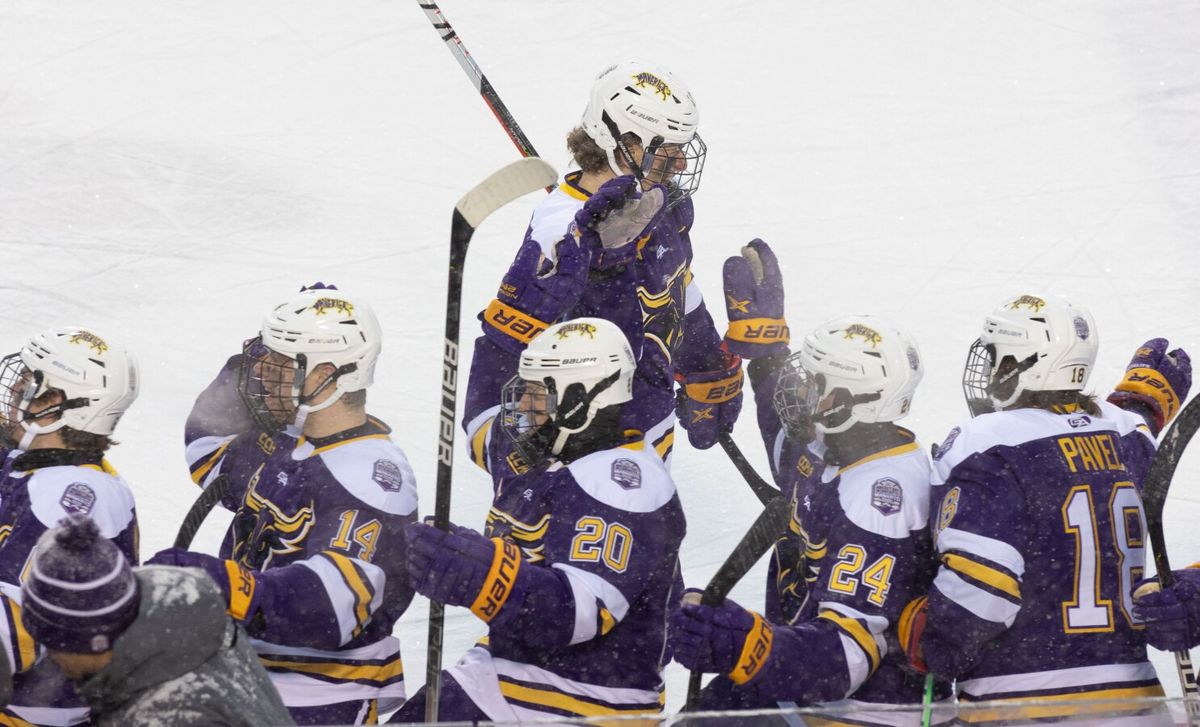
[572,175,666,270]
[1108,338,1192,434]
[722,239,789,359]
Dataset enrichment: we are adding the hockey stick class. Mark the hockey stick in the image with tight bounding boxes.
[1142,394,1200,711]
[684,495,792,709]
[718,432,780,506]
[416,1,553,190]
[425,156,559,722]
[173,474,231,549]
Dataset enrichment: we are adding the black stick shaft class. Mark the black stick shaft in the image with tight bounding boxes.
[718,432,780,506]
[173,474,231,549]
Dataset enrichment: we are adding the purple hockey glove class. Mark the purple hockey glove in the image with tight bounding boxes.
[147,548,259,621]
[1133,569,1200,652]
[405,521,524,623]
[671,591,773,685]
[1108,338,1192,434]
[482,234,593,356]
[722,239,790,359]
[676,347,744,449]
[573,176,666,271]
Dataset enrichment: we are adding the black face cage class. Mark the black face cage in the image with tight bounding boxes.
[237,337,305,432]
[962,339,995,418]
[500,376,558,469]
[0,354,38,432]
[772,354,819,441]
[603,112,706,208]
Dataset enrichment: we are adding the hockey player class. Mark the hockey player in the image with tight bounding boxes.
[900,294,1191,722]
[393,318,686,723]
[670,245,939,724]
[148,284,417,726]
[463,61,760,476]
[0,326,139,726]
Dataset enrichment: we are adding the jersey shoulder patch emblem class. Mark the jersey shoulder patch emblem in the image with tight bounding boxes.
[871,477,903,516]
[933,426,961,461]
[610,458,642,490]
[60,483,96,515]
[372,459,404,492]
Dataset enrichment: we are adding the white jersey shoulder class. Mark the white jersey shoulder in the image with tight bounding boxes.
[564,446,676,514]
[26,465,136,538]
[313,437,418,516]
[527,183,586,259]
[832,443,930,539]
[932,404,1153,484]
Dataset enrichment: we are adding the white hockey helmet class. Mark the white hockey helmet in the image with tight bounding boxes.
[580,61,706,204]
[775,316,923,436]
[240,286,381,429]
[500,318,635,463]
[0,327,138,448]
[962,293,1098,416]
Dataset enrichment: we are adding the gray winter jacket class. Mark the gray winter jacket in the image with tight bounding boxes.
[76,566,292,726]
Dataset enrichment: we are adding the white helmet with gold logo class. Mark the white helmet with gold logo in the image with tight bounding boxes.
[0,327,138,446]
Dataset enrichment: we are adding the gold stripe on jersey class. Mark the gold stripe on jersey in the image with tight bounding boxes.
[559,181,588,201]
[470,417,493,471]
[959,684,1165,723]
[305,433,391,456]
[322,552,373,636]
[497,679,663,717]
[818,609,880,673]
[943,553,1021,599]
[2,598,34,672]
[837,442,920,475]
[486,509,550,543]
[0,710,37,727]
[190,439,232,484]
[652,431,674,459]
[259,653,403,686]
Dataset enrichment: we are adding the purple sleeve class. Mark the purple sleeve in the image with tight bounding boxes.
[248,502,415,650]
[675,298,727,375]
[183,354,265,509]
[924,451,1025,677]
[184,354,258,445]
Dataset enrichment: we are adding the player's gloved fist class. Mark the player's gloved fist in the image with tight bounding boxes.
[1108,338,1192,435]
[405,521,524,623]
[1133,568,1200,652]
[722,239,790,359]
[483,234,592,355]
[147,548,259,621]
[671,591,773,685]
[675,347,743,449]
[572,176,666,270]
[897,596,929,674]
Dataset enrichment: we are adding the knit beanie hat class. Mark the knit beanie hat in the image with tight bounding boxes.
[21,515,139,654]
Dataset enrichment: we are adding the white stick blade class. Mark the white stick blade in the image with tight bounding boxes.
[455,157,558,229]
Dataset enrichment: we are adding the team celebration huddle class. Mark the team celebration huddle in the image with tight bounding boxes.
[1,60,1197,727]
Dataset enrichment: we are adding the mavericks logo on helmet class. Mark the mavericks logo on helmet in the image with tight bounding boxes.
[633,72,672,101]
[842,324,882,348]
[1009,294,1045,312]
[68,331,108,354]
[555,322,597,339]
[310,298,354,316]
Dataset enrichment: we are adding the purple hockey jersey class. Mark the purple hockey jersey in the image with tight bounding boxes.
[184,355,417,712]
[444,440,685,722]
[0,449,138,726]
[925,401,1164,718]
[728,359,939,723]
[463,172,726,474]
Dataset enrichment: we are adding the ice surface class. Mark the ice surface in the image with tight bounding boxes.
[2,0,1198,712]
